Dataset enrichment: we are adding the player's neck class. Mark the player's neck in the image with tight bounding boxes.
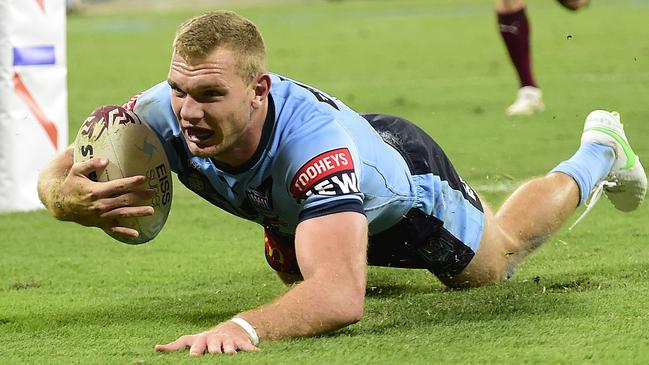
[211,98,269,170]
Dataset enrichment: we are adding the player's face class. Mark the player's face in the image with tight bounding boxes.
[167,48,260,162]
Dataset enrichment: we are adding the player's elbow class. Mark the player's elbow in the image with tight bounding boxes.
[37,178,63,220]
[332,284,365,326]
[37,148,73,221]
[341,269,367,324]
[329,300,364,329]
[344,295,365,324]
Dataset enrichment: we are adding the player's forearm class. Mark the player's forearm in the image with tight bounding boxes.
[236,272,366,340]
[37,146,73,219]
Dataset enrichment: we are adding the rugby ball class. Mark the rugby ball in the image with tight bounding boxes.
[73,105,173,244]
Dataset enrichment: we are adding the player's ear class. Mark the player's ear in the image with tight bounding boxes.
[251,73,271,109]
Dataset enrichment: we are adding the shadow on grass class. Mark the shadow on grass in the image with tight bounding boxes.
[2,292,240,333]
[355,267,630,335]
[2,264,640,340]
[366,283,436,297]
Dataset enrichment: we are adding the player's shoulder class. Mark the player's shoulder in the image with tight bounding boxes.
[124,81,171,114]
[269,73,341,115]
[269,73,366,134]
[122,81,177,137]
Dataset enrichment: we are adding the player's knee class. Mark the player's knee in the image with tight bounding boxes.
[441,243,520,289]
[275,271,303,286]
[471,213,528,283]
[442,264,511,289]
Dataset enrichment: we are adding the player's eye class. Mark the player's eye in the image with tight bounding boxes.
[167,80,187,98]
[172,88,187,98]
[191,89,223,102]
[202,90,222,98]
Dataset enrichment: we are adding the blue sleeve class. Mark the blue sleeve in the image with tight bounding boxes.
[125,81,182,174]
[275,113,365,223]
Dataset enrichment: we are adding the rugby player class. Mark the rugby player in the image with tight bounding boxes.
[496,0,591,116]
[38,10,644,356]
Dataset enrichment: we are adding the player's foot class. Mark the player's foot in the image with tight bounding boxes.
[582,110,647,211]
[570,110,646,230]
[505,86,545,116]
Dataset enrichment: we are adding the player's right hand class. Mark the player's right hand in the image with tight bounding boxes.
[56,157,155,238]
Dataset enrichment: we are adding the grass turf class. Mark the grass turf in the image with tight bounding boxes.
[1,0,649,363]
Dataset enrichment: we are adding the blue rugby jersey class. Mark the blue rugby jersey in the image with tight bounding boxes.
[125,73,484,269]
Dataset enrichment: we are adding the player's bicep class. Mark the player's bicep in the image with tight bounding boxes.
[294,211,368,286]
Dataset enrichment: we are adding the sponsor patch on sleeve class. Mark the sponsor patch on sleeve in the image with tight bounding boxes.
[290,148,360,199]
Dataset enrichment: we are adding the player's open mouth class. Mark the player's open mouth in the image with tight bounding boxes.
[184,127,215,146]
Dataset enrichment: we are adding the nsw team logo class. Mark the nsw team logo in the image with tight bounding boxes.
[246,176,274,213]
[290,148,360,199]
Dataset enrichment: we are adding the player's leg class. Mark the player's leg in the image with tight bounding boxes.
[445,110,647,287]
[444,173,579,287]
[495,0,544,116]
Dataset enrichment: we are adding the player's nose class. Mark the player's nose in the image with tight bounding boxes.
[179,96,204,124]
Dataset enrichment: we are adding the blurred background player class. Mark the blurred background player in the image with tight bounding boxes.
[496,0,590,116]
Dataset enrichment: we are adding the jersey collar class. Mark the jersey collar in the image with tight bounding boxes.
[211,93,276,174]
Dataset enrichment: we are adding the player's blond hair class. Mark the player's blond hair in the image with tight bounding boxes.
[173,10,267,85]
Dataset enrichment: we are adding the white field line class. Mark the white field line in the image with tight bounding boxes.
[472,181,520,194]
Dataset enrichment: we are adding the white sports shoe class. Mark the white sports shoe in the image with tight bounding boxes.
[505,86,545,116]
[570,110,647,229]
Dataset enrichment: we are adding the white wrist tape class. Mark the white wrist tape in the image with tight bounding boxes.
[230,317,260,346]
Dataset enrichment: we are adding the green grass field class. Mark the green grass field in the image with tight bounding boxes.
[2,0,649,363]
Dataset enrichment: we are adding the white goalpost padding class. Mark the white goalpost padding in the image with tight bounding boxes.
[0,0,67,212]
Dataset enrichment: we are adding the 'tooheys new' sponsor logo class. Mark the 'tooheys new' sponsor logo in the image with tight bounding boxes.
[290,148,360,199]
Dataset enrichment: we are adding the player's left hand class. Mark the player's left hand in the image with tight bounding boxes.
[154,321,261,356]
